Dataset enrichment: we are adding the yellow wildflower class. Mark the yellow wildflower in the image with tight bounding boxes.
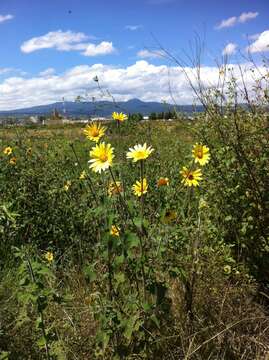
[180,167,202,187]
[79,170,86,180]
[9,157,17,165]
[223,265,231,275]
[83,122,106,142]
[132,178,148,197]
[64,180,71,191]
[192,144,210,166]
[108,181,123,196]
[3,146,12,155]
[112,112,127,122]
[126,143,154,162]
[26,147,32,156]
[110,225,120,237]
[45,251,54,262]
[157,177,169,187]
[88,142,114,173]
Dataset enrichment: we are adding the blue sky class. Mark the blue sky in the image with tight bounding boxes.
[0,0,268,109]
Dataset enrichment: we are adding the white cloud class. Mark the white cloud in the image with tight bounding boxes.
[247,30,269,53]
[39,68,55,77]
[238,11,258,23]
[222,43,237,56]
[82,41,115,56]
[21,30,88,53]
[21,30,114,57]
[0,61,266,110]
[0,14,14,23]
[0,68,12,75]
[216,11,258,29]
[137,49,166,59]
[216,16,237,29]
[125,25,143,31]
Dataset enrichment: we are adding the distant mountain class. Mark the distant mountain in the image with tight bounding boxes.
[0,98,204,117]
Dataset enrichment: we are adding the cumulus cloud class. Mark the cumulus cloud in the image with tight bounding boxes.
[21,30,115,57]
[0,61,266,111]
[0,14,14,23]
[247,30,269,53]
[222,43,237,56]
[137,49,166,59]
[125,25,143,31]
[21,30,88,53]
[216,11,258,29]
[82,42,115,56]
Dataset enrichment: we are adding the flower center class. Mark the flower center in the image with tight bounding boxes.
[136,151,146,159]
[188,174,194,180]
[197,149,203,159]
[99,153,108,162]
[92,129,100,137]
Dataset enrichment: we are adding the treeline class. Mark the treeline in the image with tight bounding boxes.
[128,110,178,121]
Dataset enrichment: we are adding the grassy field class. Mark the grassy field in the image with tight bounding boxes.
[0,115,269,359]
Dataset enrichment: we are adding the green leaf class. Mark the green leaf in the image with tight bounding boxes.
[114,272,125,285]
[83,264,97,282]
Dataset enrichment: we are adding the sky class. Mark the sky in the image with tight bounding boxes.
[0,0,268,110]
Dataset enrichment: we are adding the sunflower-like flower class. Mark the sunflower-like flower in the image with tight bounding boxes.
[180,167,202,187]
[110,225,120,237]
[126,143,154,162]
[88,142,114,173]
[192,144,210,166]
[9,157,17,165]
[112,112,127,122]
[83,122,106,142]
[108,181,123,197]
[132,178,148,197]
[3,146,12,155]
[157,177,169,187]
[45,251,54,262]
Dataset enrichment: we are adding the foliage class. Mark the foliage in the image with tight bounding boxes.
[0,110,269,359]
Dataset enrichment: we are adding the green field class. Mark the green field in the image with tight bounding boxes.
[1,115,269,359]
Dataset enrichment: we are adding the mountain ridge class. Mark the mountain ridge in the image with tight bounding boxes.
[0,99,203,117]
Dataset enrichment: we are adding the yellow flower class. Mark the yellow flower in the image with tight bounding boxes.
[157,177,169,187]
[79,170,86,180]
[199,198,208,210]
[108,181,123,196]
[223,265,231,275]
[88,142,114,173]
[83,122,106,142]
[110,225,120,237]
[132,178,148,197]
[26,147,32,156]
[180,167,202,187]
[162,209,177,224]
[126,143,154,162]
[112,112,127,122]
[9,157,17,165]
[45,251,54,262]
[3,146,12,155]
[192,144,210,166]
[64,180,71,191]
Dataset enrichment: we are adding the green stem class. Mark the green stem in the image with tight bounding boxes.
[27,258,50,360]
